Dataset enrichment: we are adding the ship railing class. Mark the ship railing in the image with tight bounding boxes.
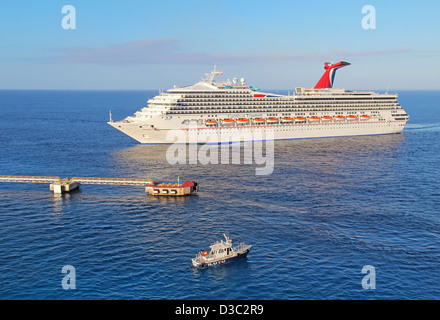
[233,243,249,252]
[194,252,206,262]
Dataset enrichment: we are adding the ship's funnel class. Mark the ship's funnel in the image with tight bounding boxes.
[314,61,350,89]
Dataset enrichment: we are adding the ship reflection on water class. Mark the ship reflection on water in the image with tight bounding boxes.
[110,133,407,224]
[110,133,406,186]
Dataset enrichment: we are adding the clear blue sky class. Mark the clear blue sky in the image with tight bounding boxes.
[0,0,439,90]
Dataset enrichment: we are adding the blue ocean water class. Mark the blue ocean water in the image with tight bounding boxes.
[0,90,439,300]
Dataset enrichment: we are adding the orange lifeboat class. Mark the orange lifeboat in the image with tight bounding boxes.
[205,120,217,126]
[334,116,346,121]
[236,118,249,124]
[222,118,235,124]
[360,115,371,120]
[266,117,279,123]
[347,115,357,120]
[295,117,306,122]
[281,117,293,122]
[321,116,332,122]
[309,116,320,122]
[252,118,265,124]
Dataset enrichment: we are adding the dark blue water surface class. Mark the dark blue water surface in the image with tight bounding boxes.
[0,90,439,300]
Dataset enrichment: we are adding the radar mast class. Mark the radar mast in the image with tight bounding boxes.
[202,64,223,83]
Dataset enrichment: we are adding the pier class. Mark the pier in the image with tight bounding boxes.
[0,175,197,196]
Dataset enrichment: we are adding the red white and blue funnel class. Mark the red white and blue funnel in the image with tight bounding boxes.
[314,61,350,89]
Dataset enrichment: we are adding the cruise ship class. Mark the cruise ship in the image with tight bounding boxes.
[108,61,409,144]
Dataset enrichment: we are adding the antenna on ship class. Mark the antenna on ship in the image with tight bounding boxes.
[203,63,223,83]
[386,83,391,94]
[109,110,112,122]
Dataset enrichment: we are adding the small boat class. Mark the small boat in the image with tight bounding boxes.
[222,118,235,124]
[266,117,279,123]
[360,115,371,120]
[347,115,357,121]
[192,234,252,268]
[236,118,249,124]
[205,120,217,126]
[295,117,306,122]
[145,180,198,196]
[281,117,293,123]
[321,116,332,122]
[252,118,265,124]
[309,116,320,122]
[334,116,346,121]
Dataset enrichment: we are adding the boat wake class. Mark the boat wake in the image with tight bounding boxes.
[406,123,440,132]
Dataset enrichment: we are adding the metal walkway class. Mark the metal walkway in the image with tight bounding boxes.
[70,177,153,186]
[0,175,61,184]
[0,175,153,186]
[0,175,153,194]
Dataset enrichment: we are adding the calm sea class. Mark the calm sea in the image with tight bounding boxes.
[0,90,439,300]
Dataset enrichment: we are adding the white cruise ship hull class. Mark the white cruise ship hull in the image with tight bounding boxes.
[108,119,407,144]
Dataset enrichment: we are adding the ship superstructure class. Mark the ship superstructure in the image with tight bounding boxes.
[108,62,409,144]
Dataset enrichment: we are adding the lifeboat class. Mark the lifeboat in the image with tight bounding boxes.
[347,115,357,121]
[236,118,249,124]
[266,117,279,123]
[334,116,346,121]
[205,120,217,126]
[281,117,293,123]
[309,116,320,122]
[252,118,265,124]
[295,117,306,122]
[222,119,235,124]
[360,115,371,120]
[321,116,332,122]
